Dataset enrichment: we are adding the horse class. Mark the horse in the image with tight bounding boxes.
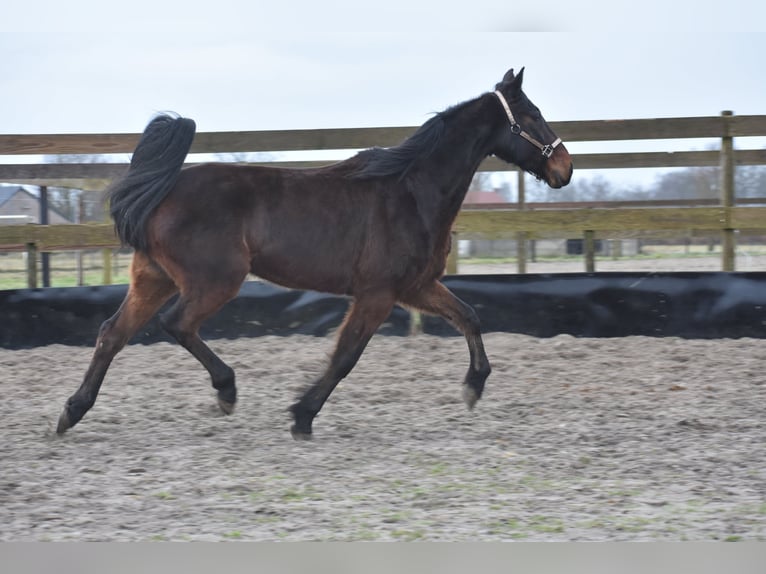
[56,68,572,439]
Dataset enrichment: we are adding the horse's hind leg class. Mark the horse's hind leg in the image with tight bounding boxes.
[158,280,244,415]
[400,281,491,409]
[57,254,178,434]
[289,292,395,439]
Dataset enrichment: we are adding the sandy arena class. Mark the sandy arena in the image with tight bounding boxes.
[2,329,765,541]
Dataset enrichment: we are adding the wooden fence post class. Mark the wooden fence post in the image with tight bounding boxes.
[445,231,458,275]
[610,239,622,259]
[76,191,84,286]
[584,230,596,272]
[26,243,38,289]
[720,110,736,271]
[39,185,50,287]
[102,248,113,285]
[516,169,527,274]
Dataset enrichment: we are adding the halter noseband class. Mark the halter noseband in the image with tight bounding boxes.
[493,90,562,159]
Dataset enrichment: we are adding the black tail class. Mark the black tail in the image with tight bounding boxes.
[108,113,196,252]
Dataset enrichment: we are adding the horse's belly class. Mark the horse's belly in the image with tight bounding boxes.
[249,249,354,296]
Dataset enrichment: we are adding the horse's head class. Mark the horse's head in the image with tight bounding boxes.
[490,68,572,189]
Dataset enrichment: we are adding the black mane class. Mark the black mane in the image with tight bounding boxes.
[348,101,469,180]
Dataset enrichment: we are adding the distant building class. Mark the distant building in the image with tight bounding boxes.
[0,186,71,225]
[463,188,508,205]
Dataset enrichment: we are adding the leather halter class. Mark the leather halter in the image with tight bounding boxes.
[493,90,562,159]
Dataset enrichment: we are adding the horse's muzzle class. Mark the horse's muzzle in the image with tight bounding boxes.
[544,145,573,189]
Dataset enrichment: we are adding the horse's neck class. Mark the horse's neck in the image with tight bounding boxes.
[409,95,497,225]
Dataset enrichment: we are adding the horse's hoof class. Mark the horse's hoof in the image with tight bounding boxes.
[290,425,313,441]
[56,409,72,435]
[288,402,315,439]
[217,397,236,415]
[462,385,479,410]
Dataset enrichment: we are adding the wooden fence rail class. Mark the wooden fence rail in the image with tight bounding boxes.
[2,115,766,189]
[2,112,766,286]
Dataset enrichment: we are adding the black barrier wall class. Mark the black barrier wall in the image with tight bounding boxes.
[2,273,766,348]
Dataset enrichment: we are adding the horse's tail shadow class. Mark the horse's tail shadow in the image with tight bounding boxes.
[108,112,196,252]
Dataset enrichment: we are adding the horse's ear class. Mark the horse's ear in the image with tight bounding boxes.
[510,67,525,93]
[497,67,525,93]
[501,68,516,83]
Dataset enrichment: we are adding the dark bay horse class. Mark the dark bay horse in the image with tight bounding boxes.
[56,68,572,439]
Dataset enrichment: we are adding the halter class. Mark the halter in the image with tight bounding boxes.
[493,90,562,159]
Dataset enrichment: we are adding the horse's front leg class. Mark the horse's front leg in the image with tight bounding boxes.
[289,293,395,439]
[400,281,491,408]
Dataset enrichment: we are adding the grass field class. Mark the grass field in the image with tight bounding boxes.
[0,251,131,290]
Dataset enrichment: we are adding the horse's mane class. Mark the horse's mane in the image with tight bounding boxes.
[348,101,467,180]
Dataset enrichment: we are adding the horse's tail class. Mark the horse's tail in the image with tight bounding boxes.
[108,112,196,252]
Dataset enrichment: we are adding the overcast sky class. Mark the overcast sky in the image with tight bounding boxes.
[2,1,765,185]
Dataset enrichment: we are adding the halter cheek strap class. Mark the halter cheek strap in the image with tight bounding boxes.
[493,90,562,159]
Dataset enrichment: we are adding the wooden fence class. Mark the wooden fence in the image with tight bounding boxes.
[2,111,766,287]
